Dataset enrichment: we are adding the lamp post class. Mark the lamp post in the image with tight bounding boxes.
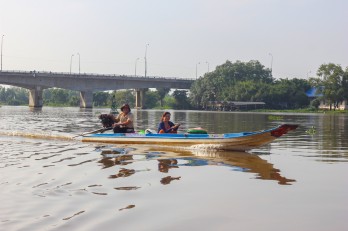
[135,58,140,76]
[196,62,201,79]
[205,61,210,72]
[268,53,273,75]
[70,54,74,74]
[77,53,80,75]
[1,35,4,71]
[144,43,149,77]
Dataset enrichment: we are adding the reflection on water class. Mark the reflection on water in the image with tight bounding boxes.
[189,149,296,185]
[62,211,85,221]
[109,168,136,179]
[97,146,295,185]
[158,159,179,173]
[114,186,141,190]
[161,148,295,185]
[119,205,136,211]
[160,175,181,185]
[157,159,181,185]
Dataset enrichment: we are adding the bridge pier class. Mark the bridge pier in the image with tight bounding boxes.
[29,87,43,108]
[135,89,145,109]
[80,91,93,108]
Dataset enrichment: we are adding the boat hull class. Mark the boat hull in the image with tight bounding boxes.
[82,124,298,151]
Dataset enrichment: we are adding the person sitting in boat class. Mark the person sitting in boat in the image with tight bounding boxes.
[113,104,134,133]
[158,112,180,134]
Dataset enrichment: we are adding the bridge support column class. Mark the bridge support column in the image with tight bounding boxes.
[135,89,145,109]
[29,87,43,108]
[80,91,93,108]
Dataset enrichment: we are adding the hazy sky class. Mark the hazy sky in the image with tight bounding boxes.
[1,0,347,79]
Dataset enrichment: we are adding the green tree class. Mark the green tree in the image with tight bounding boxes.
[173,90,191,109]
[43,88,79,106]
[315,63,345,110]
[68,95,80,106]
[144,90,160,109]
[93,91,109,107]
[156,88,171,107]
[163,95,175,108]
[190,60,273,109]
[0,87,28,105]
[343,67,348,101]
[265,78,310,109]
[52,89,69,104]
[43,89,52,104]
[113,90,135,108]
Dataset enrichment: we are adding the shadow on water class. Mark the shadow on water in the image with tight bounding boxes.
[96,145,296,185]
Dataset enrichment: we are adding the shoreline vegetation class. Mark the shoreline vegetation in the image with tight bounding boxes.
[1,103,347,114]
[251,108,348,113]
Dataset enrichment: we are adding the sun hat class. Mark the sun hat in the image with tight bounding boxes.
[120,104,131,112]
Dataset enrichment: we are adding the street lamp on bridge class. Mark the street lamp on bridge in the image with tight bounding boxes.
[205,61,210,72]
[196,62,201,79]
[70,54,74,74]
[77,53,80,75]
[135,58,140,76]
[144,43,149,78]
[1,35,4,71]
[269,53,273,76]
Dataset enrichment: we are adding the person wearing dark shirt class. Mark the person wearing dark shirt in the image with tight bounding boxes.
[157,112,180,133]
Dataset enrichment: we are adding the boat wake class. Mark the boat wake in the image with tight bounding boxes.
[0,130,76,142]
[189,143,230,151]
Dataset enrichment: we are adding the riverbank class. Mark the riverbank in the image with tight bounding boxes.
[250,108,348,113]
[2,103,348,114]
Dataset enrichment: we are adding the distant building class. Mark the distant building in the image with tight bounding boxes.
[207,101,265,111]
[306,87,348,110]
[319,100,348,110]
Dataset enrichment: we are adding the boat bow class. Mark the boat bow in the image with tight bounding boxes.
[271,124,299,137]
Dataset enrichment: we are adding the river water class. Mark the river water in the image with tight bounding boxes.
[0,106,347,231]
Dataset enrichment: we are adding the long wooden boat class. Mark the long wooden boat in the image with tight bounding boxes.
[82,124,298,151]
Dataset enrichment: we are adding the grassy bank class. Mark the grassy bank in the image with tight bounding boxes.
[250,108,348,113]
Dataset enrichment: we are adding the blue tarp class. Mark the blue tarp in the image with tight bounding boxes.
[306,87,323,97]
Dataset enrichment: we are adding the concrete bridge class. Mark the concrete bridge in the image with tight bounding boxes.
[0,71,193,108]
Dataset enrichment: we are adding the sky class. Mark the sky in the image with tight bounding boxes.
[0,0,347,79]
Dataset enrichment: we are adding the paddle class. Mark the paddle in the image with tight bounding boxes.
[74,127,113,137]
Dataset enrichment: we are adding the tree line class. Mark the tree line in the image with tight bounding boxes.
[1,60,347,110]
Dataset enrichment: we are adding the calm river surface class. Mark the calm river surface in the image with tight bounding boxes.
[0,106,347,231]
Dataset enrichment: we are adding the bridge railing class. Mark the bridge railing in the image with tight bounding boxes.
[1,70,194,81]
